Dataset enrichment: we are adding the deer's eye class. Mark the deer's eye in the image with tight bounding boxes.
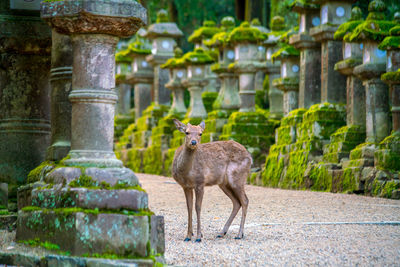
[199,133,202,136]
[185,132,189,135]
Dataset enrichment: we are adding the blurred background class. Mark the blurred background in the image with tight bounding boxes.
[138,0,400,52]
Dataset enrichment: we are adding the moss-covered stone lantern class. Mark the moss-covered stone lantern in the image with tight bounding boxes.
[310,0,352,104]
[201,16,240,143]
[375,13,400,173]
[219,22,278,166]
[114,47,135,140]
[322,7,365,164]
[125,33,153,120]
[272,42,300,114]
[263,16,286,119]
[17,1,165,263]
[188,20,222,106]
[340,0,397,195]
[251,18,271,97]
[289,0,322,108]
[145,9,184,106]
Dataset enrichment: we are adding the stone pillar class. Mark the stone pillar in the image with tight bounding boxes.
[272,47,300,115]
[251,19,270,96]
[264,16,286,119]
[0,7,51,194]
[145,10,183,106]
[164,54,187,117]
[47,31,73,161]
[16,1,165,260]
[289,2,322,109]
[310,0,352,104]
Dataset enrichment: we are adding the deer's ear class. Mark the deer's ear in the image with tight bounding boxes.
[173,119,186,133]
[199,121,205,131]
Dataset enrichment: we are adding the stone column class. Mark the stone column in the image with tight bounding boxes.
[289,2,322,108]
[310,0,352,104]
[264,16,286,119]
[115,63,132,116]
[0,8,51,195]
[184,65,209,119]
[145,10,183,106]
[47,31,73,161]
[17,1,165,260]
[165,69,187,117]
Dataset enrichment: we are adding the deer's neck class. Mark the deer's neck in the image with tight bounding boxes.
[176,146,196,175]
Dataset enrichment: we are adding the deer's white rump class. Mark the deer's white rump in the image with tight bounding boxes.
[172,119,252,242]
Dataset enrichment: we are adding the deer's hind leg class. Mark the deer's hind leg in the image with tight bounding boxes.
[217,184,241,238]
[230,185,248,239]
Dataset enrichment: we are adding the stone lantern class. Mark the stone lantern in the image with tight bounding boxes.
[188,20,222,109]
[263,16,286,119]
[251,18,270,101]
[17,1,165,262]
[145,9,184,106]
[289,0,321,108]
[375,14,400,173]
[114,48,135,139]
[201,16,240,142]
[182,48,215,120]
[340,0,396,193]
[163,48,188,118]
[220,22,277,166]
[322,7,365,163]
[125,34,153,120]
[0,2,51,206]
[271,43,300,115]
[310,0,352,104]
[351,0,395,144]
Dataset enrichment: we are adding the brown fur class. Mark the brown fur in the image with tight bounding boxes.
[172,119,251,242]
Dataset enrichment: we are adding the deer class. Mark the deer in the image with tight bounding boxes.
[172,119,252,242]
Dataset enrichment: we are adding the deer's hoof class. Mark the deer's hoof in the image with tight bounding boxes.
[184,238,191,242]
[234,234,244,240]
[195,238,201,243]
[216,235,223,238]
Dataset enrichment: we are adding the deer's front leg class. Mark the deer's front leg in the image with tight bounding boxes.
[183,188,193,241]
[194,185,204,242]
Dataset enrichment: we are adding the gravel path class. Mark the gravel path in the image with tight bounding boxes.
[139,173,400,266]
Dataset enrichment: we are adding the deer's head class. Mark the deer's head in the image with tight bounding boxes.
[173,119,205,150]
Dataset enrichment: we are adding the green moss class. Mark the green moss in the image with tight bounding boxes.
[381,69,400,81]
[261,150,285,186]
[270,16,286,32]
[161,48,185,69]
[272,76,300,86]
[308,163,332,192]
[279,27,299,43]
[341,167,359,193]
[202,92,218,113]
[334,20,363,40]
[19,238,61,251]
[346,1,396,43]
[156,9,169,23]
[283,150,309,189]
[271,43,299,62]
[27,161,55,183]
[142,145,163,175]
[289,0,319,10]
[115,50,133,63]
[371,179,400,198]
[379,35,400,50]
[180,47,215,65]
[128,40,151,55]
[228,21,267,44]
[0,210,9,215]
[188,20,221,43]
[22,206,154,217]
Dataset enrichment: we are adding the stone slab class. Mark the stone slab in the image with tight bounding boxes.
[31,188,148,211]
[17,211,150,257]
[0,251,156,267]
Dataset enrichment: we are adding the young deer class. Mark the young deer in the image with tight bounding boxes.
[172,119,251,242]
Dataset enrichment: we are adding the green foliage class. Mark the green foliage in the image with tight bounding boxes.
[270,1,297,30]
[156,9,169,23]
[270,43,299,62]
[378,36,400,50]
[128,40,152,55]
[180,47,215,65]
[115,50,133,63]
[381,69,400,81]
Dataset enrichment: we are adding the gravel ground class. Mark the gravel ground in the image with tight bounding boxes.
[1,173,399,266]
[139,173,400,267]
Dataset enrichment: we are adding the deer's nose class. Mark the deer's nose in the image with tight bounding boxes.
[191,140,197,146]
